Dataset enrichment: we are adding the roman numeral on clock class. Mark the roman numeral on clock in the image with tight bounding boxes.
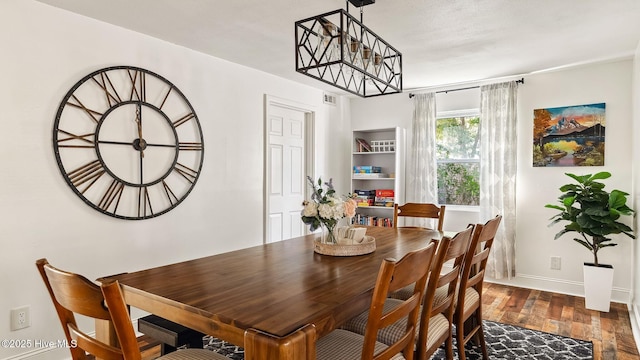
[98,179,124,213]
[128,69,146,102]
[67,160,105,193]
[173,112,196,127]
[56,129,95,148]
[91,72,122,107]
[138,186,153,217]
[66,95,102,123]
[178,142,203,151]
[162,180,179,205]
[174,163,198,184]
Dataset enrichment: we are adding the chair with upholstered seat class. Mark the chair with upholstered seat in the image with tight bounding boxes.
[316,242,437,360]
[454,215,502,360]
[393,203,446,231]
[36,258,227,360]
[341,227,474,360]
[414,225,473,360]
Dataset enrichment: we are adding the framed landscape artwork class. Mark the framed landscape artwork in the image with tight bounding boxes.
[533,102,605,167]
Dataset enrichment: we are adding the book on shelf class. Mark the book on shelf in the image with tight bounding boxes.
[356,198,374,207]
[375,189,395,198]
[355,138,372,152]
[374,197,395,207]
[353,173,389,178]
[376,217,393,227]
[353,189,375,206]
[351,214,393,227]
[354,189,376,197]
[353,165,382,173]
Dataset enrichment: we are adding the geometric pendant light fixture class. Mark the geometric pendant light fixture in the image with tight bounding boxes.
[295,0,402,97]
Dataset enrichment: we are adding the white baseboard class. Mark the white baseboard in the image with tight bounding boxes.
[1,348,65,360]
[487,272,631,304]
[0,319,142,360]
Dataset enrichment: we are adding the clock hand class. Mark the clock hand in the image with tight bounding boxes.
[136,103,146,186]
[139,148,144,186]
[135,103,145,158]
[137,118,143,139]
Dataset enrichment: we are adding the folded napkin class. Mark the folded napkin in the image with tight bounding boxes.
[336,227,367,244]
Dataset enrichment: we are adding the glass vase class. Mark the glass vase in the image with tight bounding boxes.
[321,223,338,244]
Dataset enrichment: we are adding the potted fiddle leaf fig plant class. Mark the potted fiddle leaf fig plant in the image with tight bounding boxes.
[545,171,635,312]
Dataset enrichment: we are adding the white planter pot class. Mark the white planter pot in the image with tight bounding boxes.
[583,263,614,312]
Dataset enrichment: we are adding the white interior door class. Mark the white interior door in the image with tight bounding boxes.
[266,101,308,243]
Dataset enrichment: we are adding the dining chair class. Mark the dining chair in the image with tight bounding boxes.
[341,227,473,360]
[454,215,502,360]
[393,203,446,231]
[414,225,473,360]
[316,242,437,360]
[36,258,227,360]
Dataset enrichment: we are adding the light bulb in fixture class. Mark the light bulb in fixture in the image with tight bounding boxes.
[318,21,337,62]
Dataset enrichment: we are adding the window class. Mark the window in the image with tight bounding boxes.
[436,111,480,206]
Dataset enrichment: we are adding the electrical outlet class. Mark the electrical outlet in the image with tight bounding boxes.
[10,305,30,331]
[550,256,561,270]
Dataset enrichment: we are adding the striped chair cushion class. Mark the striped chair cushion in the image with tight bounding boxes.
[424,313,449,350]
[161,348,230,359]
[341,298,451,348]
[388,284,415,300]
[341,299,405,344]
[390,285,449,308]
[461,287,480,314]
[316,329,406,360]
[433,286,449,307]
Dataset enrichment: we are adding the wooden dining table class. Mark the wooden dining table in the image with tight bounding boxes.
[97,226,442,360]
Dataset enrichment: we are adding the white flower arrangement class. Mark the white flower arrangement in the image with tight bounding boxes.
[301,177,357,243]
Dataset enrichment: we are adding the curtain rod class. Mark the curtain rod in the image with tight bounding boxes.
[408,78,524,98]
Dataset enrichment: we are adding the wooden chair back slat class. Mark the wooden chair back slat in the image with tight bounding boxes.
[393,203,446,231]
[42,264,111,320]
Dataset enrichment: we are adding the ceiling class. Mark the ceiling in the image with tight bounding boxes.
[35,0,640,96]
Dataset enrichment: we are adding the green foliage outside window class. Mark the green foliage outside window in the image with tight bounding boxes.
[437,162,480,205]
[436,116,480,159]
[436,116,480,206]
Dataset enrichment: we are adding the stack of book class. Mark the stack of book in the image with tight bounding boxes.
[374,189,395,207]
[353,165,381,173]
[353,166,388,179]
[355,138,372,152]
[351,214,393,227]
[353,189,376,207]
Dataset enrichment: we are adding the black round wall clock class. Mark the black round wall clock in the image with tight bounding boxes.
[53,66,204,220]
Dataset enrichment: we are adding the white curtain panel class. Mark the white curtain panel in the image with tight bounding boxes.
[406,93,438,228]
[479,81,518,279]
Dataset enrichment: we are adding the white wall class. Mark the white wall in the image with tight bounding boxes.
[351,59,636,303]
[631,40,640,341]
[0,1,349,359]
[516,60,634,301]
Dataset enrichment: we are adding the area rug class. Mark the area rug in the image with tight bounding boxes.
[431,321,593,360]
[203,320,593,359]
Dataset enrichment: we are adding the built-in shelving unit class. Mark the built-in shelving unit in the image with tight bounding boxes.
[351,127,405,227]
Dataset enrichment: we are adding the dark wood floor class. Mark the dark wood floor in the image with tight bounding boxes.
[482,283,639,360]
[130,283,639,360]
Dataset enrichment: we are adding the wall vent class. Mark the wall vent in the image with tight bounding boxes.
[323,93,337,106]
